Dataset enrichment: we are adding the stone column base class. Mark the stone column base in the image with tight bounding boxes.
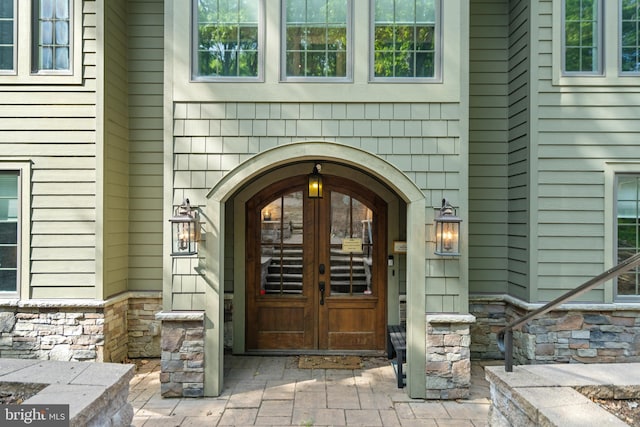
[156,311,205,398]
[426,314,475,399]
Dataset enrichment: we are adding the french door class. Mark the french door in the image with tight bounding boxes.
[246,175,387,351]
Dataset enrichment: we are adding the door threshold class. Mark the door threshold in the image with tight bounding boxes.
[241,350,386,357]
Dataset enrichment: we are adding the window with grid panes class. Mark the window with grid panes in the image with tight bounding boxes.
[372,0,439,79]
[0,0,15,72]
[563,0,601,73]
[194,0,261,79]
[33,0,71,72]
[283,0,350,79]
[0,172,18,293]
[621,0,640,73]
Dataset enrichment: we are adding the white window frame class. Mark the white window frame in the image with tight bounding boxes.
[369,0,442,83]
[280,0,353,83]
[0,161,31,300]
[191,0,265,82]
[0,0,81,84]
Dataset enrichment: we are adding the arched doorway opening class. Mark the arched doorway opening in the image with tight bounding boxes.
[204,142,426,397]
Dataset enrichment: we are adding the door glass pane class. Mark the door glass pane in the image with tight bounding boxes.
[329,191,373,296]
[260,191,303,295]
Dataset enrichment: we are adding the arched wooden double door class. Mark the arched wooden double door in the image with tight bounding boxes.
[246,175,387,352]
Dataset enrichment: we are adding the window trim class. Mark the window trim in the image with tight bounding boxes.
[0,0,81,84]
[368,0,442,83]
[0,161,31,300]
[191,0,265,82]
[280,0,354,83]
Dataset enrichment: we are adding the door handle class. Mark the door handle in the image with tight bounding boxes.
[319,281,325,305]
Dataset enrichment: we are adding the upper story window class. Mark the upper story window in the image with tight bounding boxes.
[372,0,439,80]
[621,0,640,73]
[194,0,262,80]
[0,0,80,83]
[282,0,351,81]
[0,171,18,294]
[0,0,15,72]
[33,0,71,72]
[616,174,640,299]
[563,0,602,74]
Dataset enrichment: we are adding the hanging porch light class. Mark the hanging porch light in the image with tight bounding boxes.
[308,163,323,199]
[434,198,462,256]
[169,199,199,256]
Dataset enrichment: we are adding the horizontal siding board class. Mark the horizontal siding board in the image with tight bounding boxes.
[32,261,95,273]
[31,196,96,209]
[32,183,95,195]
[32,170,96,182]
[0,118,95,130]
[32,222,95,234]
[31,274,95,286]
[31,235,95,247]
[0,144,95,156]
[32,209,96,221]
[32,247,95,260]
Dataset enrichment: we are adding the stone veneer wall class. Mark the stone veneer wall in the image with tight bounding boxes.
[470,295,640,364]
[0,292,162,363]
[104,297,128,362]
[426,314,475,399]
[128,294,162,358]
[157,312,205,398]
[0,303,107,362]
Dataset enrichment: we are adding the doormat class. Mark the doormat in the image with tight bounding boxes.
[298,355,363,370]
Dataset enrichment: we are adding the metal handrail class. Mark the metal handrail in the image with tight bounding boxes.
[497,252,640,371]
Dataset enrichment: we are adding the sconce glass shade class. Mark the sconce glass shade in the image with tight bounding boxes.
[308,165,323,198]
[434,199,462,256]
[169,199,199,256]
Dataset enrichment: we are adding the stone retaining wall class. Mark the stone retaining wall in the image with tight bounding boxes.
[0,292,162,363]
[470,295,640,365]
[426,314,475,399]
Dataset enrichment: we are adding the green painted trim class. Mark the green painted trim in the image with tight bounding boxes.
[529,1,539,303]
[457,0,470,315]
[95,0,105,300]
[162,0,175,313]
